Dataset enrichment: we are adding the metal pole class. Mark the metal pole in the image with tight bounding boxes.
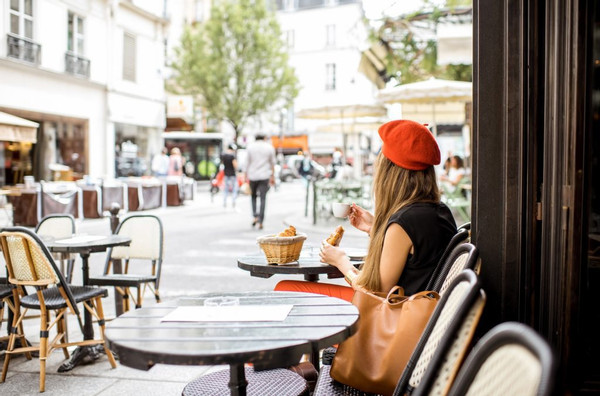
[109,203,124,316]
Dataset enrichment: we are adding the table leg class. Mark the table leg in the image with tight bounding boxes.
[112,259,125,316]
[228,363,248,396]
[304,274,319,282]
[58,252,105,372]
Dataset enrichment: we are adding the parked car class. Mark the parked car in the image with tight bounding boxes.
[280,155,327,182]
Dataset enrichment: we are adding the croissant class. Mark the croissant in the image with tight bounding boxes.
[278,225,297,237]
[326,226,344,246]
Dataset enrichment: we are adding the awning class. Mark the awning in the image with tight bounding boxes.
[358,41,390,89]
[0,111,38,143]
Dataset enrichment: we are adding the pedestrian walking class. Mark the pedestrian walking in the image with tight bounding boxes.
[151,147,169,177]
[244,134,276,230]
[168,147,184,176]
[221,144,239,207]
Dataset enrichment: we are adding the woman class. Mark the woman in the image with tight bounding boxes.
[276,120,457,299]
[440,155,466,192]
[168,147,184,176]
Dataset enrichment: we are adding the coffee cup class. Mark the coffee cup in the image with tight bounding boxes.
[332,202,351,218]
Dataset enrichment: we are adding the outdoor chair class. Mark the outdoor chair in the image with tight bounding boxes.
[182,366,310,396]
[425,228,470,291]
[446,322,556,396]
[35,214,77,283]
[0,277,31,356]
[88,214,163,312]
[430,243,480,296]
[441,179,471,221]
[313,270,486,396]
[0,227,116,392]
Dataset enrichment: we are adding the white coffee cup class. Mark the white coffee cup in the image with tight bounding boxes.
[331,202,351,218]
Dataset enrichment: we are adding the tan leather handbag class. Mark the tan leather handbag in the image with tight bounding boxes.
[330,286,439,396]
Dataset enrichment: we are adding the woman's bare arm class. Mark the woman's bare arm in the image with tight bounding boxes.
[379,223,412,292]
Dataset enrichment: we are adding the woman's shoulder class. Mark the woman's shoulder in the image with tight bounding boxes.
[390,202,451,223]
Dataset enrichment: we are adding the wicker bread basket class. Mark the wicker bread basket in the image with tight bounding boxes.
[257,233,307,264]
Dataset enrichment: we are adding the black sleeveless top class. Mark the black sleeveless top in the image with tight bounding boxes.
[386,202,457,295]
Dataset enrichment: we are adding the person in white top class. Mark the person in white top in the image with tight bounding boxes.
[151,147,169,177]
[440,155,466,192]
[244,134,276,230]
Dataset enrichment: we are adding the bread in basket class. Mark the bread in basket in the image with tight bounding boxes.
[257,232,307,264]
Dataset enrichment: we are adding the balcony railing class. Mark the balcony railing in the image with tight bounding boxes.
[65,52,90,78]
[7,33,41,65]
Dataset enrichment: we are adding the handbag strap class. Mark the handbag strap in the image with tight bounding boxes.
[408,290,440,301]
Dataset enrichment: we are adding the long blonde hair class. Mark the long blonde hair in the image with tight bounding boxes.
[355,153,440,292]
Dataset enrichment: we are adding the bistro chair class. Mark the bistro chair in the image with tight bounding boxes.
[35,214,77,283]
[446,322,556,396]
[182,366,310,396]
[0,227,116,392]
[313,270,486,396]
[430,243,480,296]
[425,228,470,291]
[441,179,471,221]
[88,214,163,312]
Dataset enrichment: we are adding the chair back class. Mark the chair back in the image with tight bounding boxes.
[35,214,76,239]
[447,322,556,396]
[0,227,81,317]
[426,228,470,290]
[432,243,480,295]
[110,215,163,260]
[394,270,485,396]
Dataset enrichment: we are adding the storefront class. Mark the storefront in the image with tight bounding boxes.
[0,109,88,185]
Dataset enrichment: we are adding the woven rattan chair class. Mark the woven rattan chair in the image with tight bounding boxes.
[35,214,76,282]
[182,366,310,396]
[313,270,486,396]
[425,228,470,291]
[446,322,556,396]
[88,215,163,312]
[430,243,480,295]
[0,227,116,392]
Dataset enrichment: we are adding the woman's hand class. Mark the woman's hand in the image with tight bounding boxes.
[319,241,350,270]
[349,203,374,235]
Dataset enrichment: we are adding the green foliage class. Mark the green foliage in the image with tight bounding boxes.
[374,0,472,84]
[169,0,299,139]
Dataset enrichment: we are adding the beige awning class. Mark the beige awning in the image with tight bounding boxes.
[0,111,38,143]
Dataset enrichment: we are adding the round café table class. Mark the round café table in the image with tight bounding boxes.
[43,234,131,372]
[105,291,359,396]
[237,248,366,282]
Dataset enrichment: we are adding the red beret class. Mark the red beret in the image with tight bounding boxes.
[378,120,441,170]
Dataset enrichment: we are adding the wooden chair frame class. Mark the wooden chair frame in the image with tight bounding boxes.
[0,227,116,392]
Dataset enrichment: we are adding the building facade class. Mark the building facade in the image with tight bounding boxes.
[0,0,167,184]
[275,0,380,158]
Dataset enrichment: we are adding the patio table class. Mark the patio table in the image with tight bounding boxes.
[238,248,365,282]
[43,234,131,371]
[105,291,359,396]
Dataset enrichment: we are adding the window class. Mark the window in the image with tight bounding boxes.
[9,0,33,39]
[325,63,336,90]
[67,12,84,55]
[325,24,335,47]
[8,0,40,64]
[122,33,136,81]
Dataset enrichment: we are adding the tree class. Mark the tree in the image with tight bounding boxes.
[371,0,473,84]
[169,0,299,142]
